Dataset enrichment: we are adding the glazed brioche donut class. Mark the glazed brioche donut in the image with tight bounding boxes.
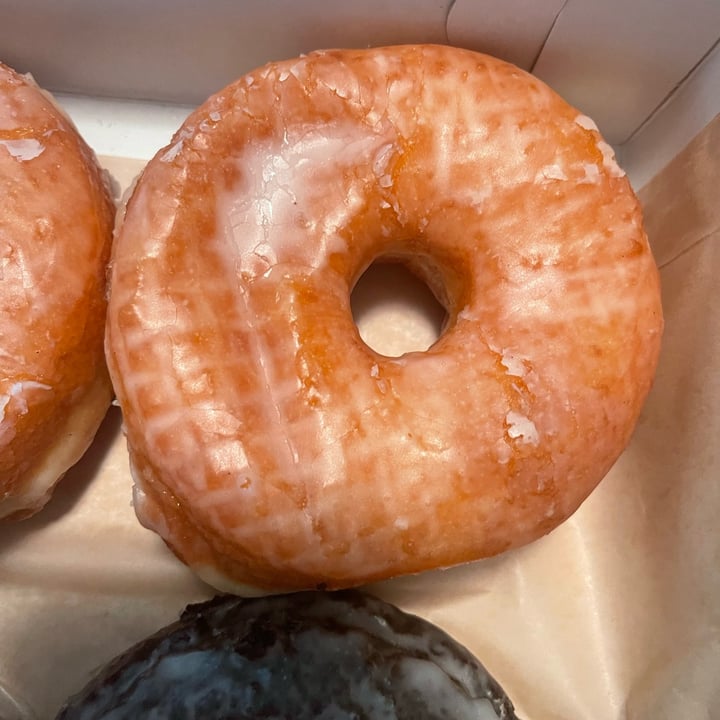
[106,44,663,593]
[0,63,115,519]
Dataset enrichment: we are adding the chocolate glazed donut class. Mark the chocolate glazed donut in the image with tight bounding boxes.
[56,591,520,719]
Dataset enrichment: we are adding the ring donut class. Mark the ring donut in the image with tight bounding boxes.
[57,590,519,719]
[106,45,663,593]
[0,63,115,519]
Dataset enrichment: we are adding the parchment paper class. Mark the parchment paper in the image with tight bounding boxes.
[0,114,718,719]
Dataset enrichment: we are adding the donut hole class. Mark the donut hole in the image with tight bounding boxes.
[350,259,448,357]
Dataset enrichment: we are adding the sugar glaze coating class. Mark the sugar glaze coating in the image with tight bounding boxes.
[106,45,663,592]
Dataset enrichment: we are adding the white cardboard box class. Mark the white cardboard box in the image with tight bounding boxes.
[3,0,719,183]
[1,2,719,718]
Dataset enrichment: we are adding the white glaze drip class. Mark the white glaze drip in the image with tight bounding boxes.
[505,411,539,445]
[575,114,599,131]
[0,138,44,160]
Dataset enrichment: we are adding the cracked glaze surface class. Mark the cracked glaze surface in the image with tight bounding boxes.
[106,45,663,592]
[57,591,519,720]
[0,62,114,519]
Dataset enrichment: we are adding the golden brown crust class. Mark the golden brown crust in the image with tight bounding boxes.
[0,62,115,518]
[107,45,663,592]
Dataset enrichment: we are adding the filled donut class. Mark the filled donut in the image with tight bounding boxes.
[0,62,115,519]
[56,590,519,719]
[106,44,663,593]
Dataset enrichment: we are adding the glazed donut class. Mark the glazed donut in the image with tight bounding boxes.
[106,44,663,593]
[57,590,519,719]
[0,63,115,519]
